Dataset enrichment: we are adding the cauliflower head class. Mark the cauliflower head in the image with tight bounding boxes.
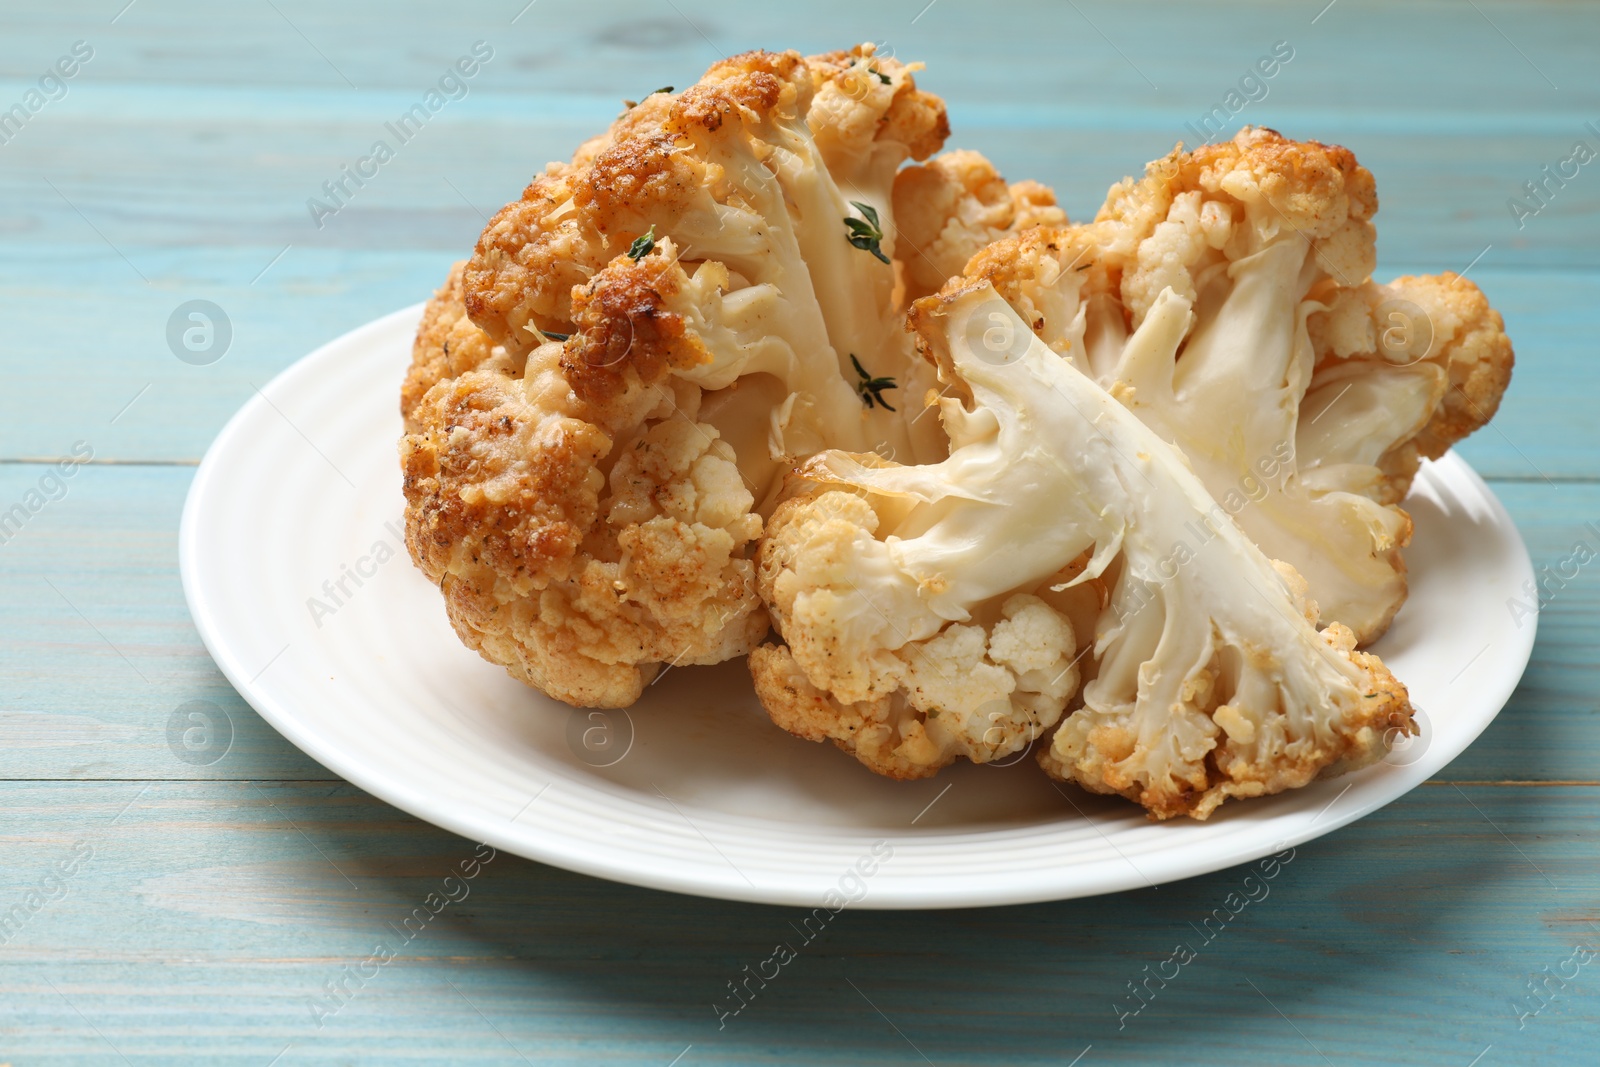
[959,127,1513,643]
[402,46,985,707]
[756,279,1414,817]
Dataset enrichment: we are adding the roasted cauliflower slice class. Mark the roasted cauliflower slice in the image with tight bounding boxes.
[403,45,975,706]
[755,280,1414,816]
[960,127,1513,642]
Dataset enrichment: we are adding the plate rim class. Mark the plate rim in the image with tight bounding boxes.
[180,303,1539,909]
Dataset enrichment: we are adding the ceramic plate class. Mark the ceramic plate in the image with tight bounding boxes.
[180,304,1537,909]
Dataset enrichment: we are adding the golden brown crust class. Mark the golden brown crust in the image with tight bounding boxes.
[464,165,599,354]
[401,360,769,707]
[1041,622,1415,821]
[1392,272,1516,461]
[1101,126,1376,232]
[749,643,944,781]
[804,47,948,162]
[561,252,713,417]
[892,151,1068,300]
[401,368,609,592]
[402,262,517,433]
[463,45,949,361]
[1096,127,1378,297]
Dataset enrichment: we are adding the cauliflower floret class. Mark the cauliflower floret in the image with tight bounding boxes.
[961,127,1513,643]
[402,45,965,706]
[402,262,520,432]
[753,484,1082,778]
[756,280,1414,817]
[401,355,769,706]
[1304,271,1515,503]
[893,149,1067,300]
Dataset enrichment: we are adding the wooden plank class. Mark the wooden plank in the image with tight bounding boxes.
[0,5,1593,471]
[4,113,1595,263]
[1438,480,1600,781]
[0,466,1592,787]
[3,0,1595,113]
[2,1,1597,1062]
[0,464,335,781]
[0,779,1593,1064]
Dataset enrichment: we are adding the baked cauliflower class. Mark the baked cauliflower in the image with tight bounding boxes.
[401,46,1054,707]
[961,128,1512,643]
[892,149,1067,301]
[1303,270,1514,504]
[753,280,1413,813]
[753,484,1090,778]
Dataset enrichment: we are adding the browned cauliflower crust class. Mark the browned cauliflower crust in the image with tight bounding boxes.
[401,45,970,707]
[401,335,769,707]
[462,48,946,357]
[893,149,1067,301]
[402,262,519,433]
[1305,270,1516,503]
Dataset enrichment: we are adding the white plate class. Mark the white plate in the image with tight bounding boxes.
[180,304,1538,909]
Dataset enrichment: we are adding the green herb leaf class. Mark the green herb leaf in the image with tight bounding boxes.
[851,353,898,411]
[540,330,569,342]
[873,68,891,85]
[623,87,674,110]
[844,201,889,265]
[627,225,656,261]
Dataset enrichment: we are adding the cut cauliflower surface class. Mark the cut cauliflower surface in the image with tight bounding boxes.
[959,127,1513,643]
[756,281,1414,816]
[403,45,983,707]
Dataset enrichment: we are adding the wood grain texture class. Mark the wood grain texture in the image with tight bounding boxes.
[0,780,1595,1066]
[1,0,1596,1063]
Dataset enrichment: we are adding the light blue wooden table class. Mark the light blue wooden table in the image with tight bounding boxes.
[3,1,1597,1063]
